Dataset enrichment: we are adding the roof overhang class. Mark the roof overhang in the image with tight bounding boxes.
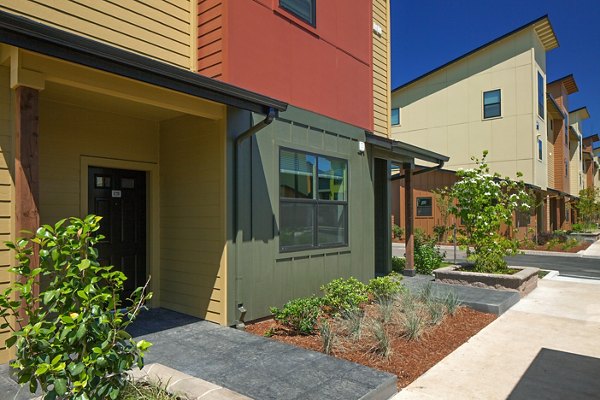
[569,126,582,140]
[583,133,599,145]
[393,15,558,93]
[533,17,559,51]
[365,133,449,165]
[569,107,590,122]
[0,10,288,115]
[548,74,578,95]
[547,94,565,119]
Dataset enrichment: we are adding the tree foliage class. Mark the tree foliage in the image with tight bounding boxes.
[0,215,152,400]
[448,151,533,272]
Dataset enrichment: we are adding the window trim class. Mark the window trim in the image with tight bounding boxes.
[537,71,545,120]
[278,0,316,27]
[416,196,433,218]
[279,147,349,253]
[391,107,400,126]
[482,89,502,120]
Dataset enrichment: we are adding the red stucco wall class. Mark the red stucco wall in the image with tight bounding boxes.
[198,0,373,131]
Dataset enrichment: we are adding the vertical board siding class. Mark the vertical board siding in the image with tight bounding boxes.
[0,67,13,363]
[372,0,390,137]
[1,0,191,68]
[197,0,224,79]
[159,116,226,324]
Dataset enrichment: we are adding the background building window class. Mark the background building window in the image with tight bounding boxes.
[565,160,568,176]
[416,197,433,217]
[483,89,501,119]
[391,108,400,126]
[538,138,543,161]
[279,0,316,26]
[538,72,545,119]
[280,149,348,251]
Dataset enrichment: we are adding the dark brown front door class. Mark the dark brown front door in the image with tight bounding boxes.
[88,167,146,300]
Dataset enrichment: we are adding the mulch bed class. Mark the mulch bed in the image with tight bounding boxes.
[518,241,590,253]
[246,305,496,389]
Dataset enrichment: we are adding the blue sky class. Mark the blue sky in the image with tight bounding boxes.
[391,0,600,138]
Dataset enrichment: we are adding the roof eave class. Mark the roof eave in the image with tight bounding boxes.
[0,10,288,115]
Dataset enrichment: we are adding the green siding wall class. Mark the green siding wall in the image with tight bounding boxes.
[227,106,376,324]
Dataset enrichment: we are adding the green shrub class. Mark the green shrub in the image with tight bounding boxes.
[391,256,406,273]
[561,238,580,251]
[321,277,368,314]
[270,296,323,335]
[414,232,445,275]
[392,224,404,239]
[0,216,152,400]
[433,225,447,243]
[367,275,402,301]
[571,223,584,233]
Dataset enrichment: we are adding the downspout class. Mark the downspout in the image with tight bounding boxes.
[232,107,278,328]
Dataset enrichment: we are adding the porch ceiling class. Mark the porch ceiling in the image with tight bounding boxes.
[41,81,185,122]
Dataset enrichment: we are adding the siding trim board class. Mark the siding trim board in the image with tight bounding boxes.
[0,10,287,115]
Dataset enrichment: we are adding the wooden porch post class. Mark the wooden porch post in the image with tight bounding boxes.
[15,86,40,322]
[403,162,415,276]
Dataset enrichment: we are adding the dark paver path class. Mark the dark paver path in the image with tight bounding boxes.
[129,309,397,400]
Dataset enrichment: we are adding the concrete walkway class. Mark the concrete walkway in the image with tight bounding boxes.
[392,278,600,399]
[580,237,600,257]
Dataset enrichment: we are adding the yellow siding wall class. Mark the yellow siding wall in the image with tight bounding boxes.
[39,99,159,225]
[0,67,14,363]
[1,0,192,68]
[159,116,226,324]
[372,0,390,137]
[392,29,544,186]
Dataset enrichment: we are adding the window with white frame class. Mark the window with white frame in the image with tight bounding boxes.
[279,0,316,26]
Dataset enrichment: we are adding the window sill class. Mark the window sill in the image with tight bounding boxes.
[277,245,351,259]
[482,115,503,121]
[273,7,319,37]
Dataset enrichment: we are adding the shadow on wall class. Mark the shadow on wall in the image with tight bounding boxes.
[508,348,600,399]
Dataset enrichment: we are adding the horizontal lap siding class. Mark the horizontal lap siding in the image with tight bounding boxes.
[1,0,191,68]
[197,0,224,79]
[373,0,390,137]
[159,116,226,324]
[0,67,13,363]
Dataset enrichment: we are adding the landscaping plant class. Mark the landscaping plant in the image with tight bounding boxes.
[318,319,335,355]
[0,215,152,400]
[449,151,533,272]
[392,224,404,240]
[367,274,403,301]
[270,296,323,335]
[320,277,369,314]
[391,256,406,273]
[414,230,445,275]
[576,187,600,230]
[432,187,453,243]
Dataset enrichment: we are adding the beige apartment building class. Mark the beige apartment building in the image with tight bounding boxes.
[390,15,577,237]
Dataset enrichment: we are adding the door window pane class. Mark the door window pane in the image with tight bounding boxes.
[317,156,347,201]
[280,149,316,199]
[317,204,346,246]
[280,202,315,249]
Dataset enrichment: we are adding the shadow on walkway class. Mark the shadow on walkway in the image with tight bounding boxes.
[508,348,600,399]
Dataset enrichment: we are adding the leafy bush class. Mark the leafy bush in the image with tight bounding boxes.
[561,238,580,251]
[270,296,323,335]
[414,232,445,275]
[392,224,404,240]
[391,256,406,273]
[571,223,584,233]
[0,216,152,400]
[321,277,368,314]
[367,275,402,301]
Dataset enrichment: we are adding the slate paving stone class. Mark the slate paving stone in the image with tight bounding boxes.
[131,308,397,400]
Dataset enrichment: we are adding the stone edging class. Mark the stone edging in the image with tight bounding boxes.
[433,266,539,297]
[128,363,252,400]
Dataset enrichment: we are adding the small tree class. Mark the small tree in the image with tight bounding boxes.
[432,187,453,242]
[576,187,600,230]
[0,215,152,399]
[449,151,533,272]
